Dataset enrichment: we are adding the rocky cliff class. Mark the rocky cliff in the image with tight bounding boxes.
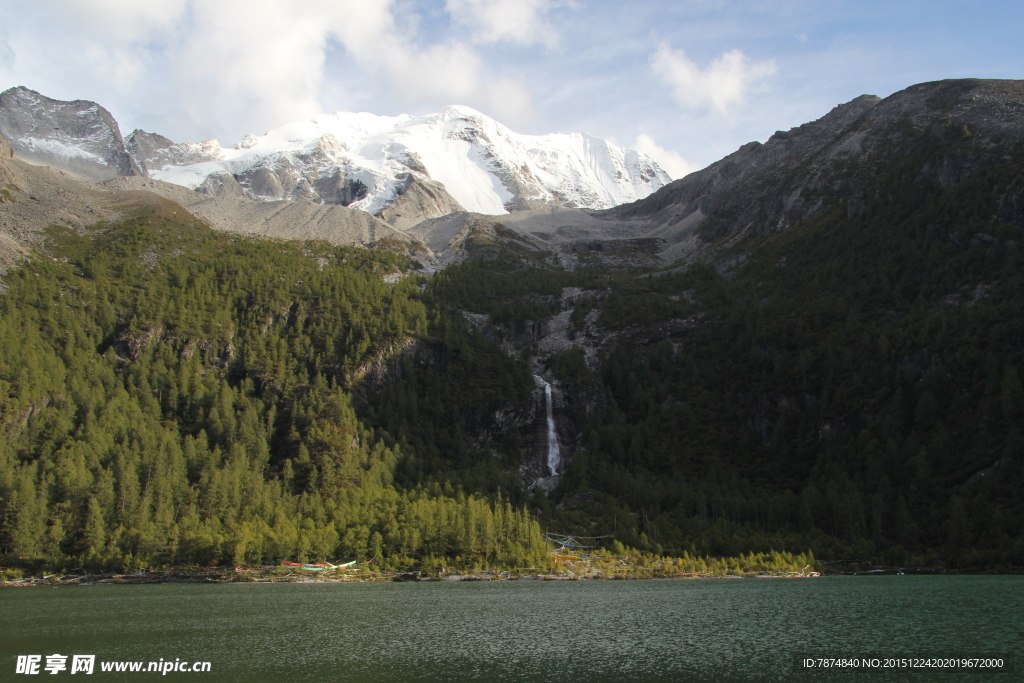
[0,87,144,181]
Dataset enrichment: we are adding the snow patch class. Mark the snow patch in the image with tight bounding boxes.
[22,137,107,164]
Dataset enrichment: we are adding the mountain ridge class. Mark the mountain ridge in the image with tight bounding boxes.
[607,79,1024,255]
[0,87,670,226]
[4,78,1024,271]
[463,78,1024,266]
[139,104,670,217]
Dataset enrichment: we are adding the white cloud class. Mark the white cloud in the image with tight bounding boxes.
[50,0,189,40]
[633,134,698,180]
[1,0,538,141]
[374,40,484,104]
[651,43,776,114]
[446,0,558,47]
[0,29,16,71]
[483,77,537,125]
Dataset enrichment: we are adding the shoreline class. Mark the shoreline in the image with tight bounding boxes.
[5,562,1020,587]
[1,567,825,587]
[8,567,1023,587]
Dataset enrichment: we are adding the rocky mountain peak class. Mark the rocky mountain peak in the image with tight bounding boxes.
[126,129,223,174]
[125,129,175,174]
[0,86,143,181]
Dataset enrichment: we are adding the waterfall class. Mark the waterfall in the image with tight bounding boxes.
[538,376,560,476]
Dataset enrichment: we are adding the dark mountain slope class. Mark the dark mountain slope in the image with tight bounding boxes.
[597,79,1024,262]
[427,83,1024,568]
[552,92,1024,567]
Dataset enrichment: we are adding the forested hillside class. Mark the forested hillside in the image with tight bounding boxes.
[433,120,1024,570]
[2,93,1023,575]
[0,206,547,571]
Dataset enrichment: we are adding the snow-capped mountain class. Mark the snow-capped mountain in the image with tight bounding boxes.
[0,87,671,220]
[133,105,671,215]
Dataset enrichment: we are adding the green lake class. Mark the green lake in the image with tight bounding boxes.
[2,576,1020,682]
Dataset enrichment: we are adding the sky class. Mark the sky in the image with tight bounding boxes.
[1,0,1022,178]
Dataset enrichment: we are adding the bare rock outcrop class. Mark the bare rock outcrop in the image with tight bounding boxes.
[192,196,405,244]
[377,175,465,230]
[0,86,144,181]
[99,175,412,246]
[125,129,223,173]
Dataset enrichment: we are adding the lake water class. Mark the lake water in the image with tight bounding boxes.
[2,576,1020,682]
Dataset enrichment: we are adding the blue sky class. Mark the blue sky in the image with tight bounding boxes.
[1,0,1022,177]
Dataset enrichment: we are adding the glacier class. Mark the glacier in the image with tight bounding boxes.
[146,105,672,216]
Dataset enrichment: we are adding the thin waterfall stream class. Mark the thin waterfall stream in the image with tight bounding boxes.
[537,376,560,476]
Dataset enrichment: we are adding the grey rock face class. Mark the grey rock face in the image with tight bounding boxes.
[291,177,320,202]
[126,129,222,173]
[313,168,368,206]
[196,171,244,198]
[247,167,285,200]
[125,129,174,174]
[0,86,143,181]
[378,175,464,230]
